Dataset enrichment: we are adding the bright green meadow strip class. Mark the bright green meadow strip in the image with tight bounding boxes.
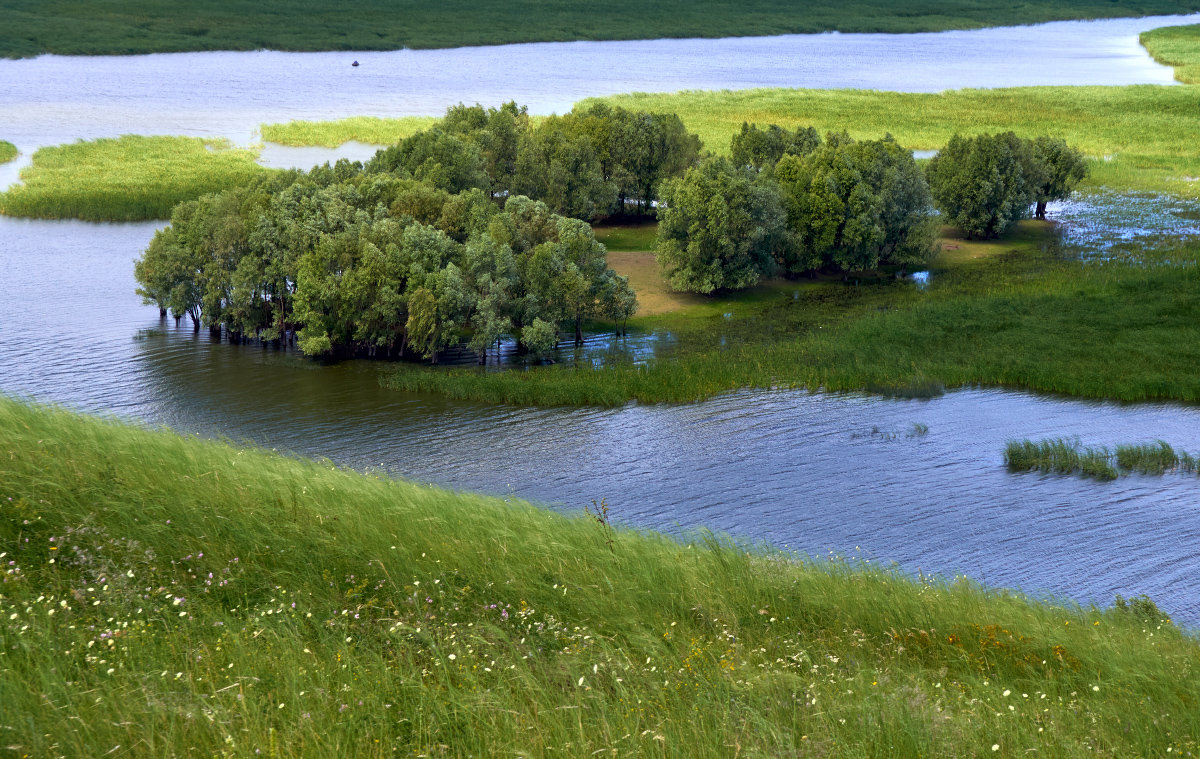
[260,116,437,148]
[1142,23,1200,83]
[2,398,1198,756]
[0,141,15,164]
[0,135,270,221]
[595,86,1200,198]
[4,0,1198,58]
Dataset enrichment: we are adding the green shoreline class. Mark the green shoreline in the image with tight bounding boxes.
[4,1,1199,58]
[2,397,1197,756]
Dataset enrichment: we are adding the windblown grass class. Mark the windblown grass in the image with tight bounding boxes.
[4,0,1198,58]
[260,116,437,148]
[0,135,269,221]
[594,86,1200,198]
[1142,23,1200,83]
[1005,438,1200,479]
[2,398,1198,756]
[0,140,15,164]
[389,229,1200,406]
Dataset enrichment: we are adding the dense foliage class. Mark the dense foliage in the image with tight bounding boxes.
[656,132,937,292]
[135,166,636,361]
[927,132,1087,238]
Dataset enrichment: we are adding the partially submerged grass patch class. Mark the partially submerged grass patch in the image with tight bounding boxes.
[1005,438,1200,479]
[260,116,437,148]
[0,135,270,221]
[595,85,1200,198]
[0,140,15,164]
[1142,23,1200,83]
[3,398,1199,756]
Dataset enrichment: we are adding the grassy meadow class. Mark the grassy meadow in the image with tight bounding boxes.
[4,0,1198,57]
[594,85,1200,198]
[1142,23,1200,82]
[0,136,268,221]
[260,116,436,148]
[0,141,15,164]
[2,398,1199,757]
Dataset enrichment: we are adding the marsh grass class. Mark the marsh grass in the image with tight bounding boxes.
[3,398,1199,757]
[1006,438,1200,479]
[0,140,15,164]
[390,231,1200,406]
[594,85,1200,198]
[260,116,437,148]
[0,135,269,221]
[4,0,1197,57]
[1142,23,1200,83]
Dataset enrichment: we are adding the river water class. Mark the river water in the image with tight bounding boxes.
[2,16,1200,622]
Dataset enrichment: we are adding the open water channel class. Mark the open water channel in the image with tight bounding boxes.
[2,15,1200,622]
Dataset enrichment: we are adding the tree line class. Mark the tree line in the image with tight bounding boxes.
[655,124,1088,293]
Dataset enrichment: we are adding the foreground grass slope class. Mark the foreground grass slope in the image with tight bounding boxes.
[1142,23,1200,82]
[4,0,1199,58]
[1,399,1198,757]
[0,136,267,221]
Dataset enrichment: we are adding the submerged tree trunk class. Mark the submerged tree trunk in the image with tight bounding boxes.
[1035,201,1048,220]
[575,317,583,346]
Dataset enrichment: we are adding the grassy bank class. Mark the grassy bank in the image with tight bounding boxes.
[0,141,15,164]
[389,227,1200,406]
[1006,438,1200,480]
[1142,23,1200,82]
[260,116,436,148]
[4,1,1198,58]
[595,86,1200,198]
[0,136,269,221]
[2,398,1198,757]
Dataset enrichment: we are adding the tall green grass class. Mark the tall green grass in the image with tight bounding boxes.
[2,398,1198,756]
[389,233,1200,406]
[0,135,270,221]
[0,140,15,164]
[1005,438,1200,479]
[594,85,1200,198]
[1142,23,1200,83]
[4,0,1198,58]
[260,116,437,148]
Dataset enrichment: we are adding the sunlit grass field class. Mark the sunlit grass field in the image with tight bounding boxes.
[0,135,268,221]
[1142,23,1200,82]
[4,0,1198,57]
[0,141,15,164]
[593,85,1200,198]
[260,116,436,148]
[2,397,1198,757]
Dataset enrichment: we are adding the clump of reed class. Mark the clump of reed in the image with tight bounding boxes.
[0,135,269,221]
[0,140,16,164]
[1006,437,1200,480]
[260,116,437,147]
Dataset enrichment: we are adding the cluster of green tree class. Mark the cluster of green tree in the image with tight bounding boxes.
[657,126,936,293]
[365,101,700,221]
[135,166,636,362]
[927,132,1088,239]
[656,125,1088,293]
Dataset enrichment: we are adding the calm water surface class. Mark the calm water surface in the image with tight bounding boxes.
[0,14,1196,154]
[2,216,1199,622]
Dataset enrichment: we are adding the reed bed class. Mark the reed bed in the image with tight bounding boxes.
[1005,438,1200,479]
[2,397,1198,757]
[5,0,1197,57]
[594,85,1200,199]
[0,135,269,221]
[0,140,15,164]
[1142,23,1200,83]
[260,116,437,148]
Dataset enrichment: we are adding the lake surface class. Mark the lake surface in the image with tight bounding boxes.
[0,13,1197,155]
[3,16,1200,623]
[2,215,1200,624]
